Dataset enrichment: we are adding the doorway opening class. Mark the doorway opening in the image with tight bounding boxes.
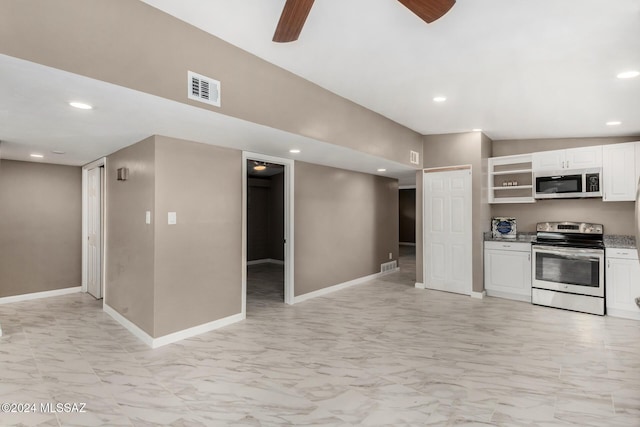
[82,157,106,299]
[242,152,294,316]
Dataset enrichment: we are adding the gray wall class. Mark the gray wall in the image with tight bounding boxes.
[106,135,242,338]
[492,136,640,235]
[247,173,284,262]
[105,137,156,336]
[268,172,285,261]
[0,0,423,167]
[418,132,491,292]
[0,160,81,298]
[399,189,416,243]
[154,136,241,337]
[294,162,399,296]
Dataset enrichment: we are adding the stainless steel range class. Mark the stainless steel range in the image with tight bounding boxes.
[531,222,605,315]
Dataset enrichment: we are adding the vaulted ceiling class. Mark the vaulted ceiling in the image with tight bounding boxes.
[143,0,640,140]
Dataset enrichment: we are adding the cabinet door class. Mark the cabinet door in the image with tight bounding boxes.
[565,146,602,169]
[606,257,640,319]
[484,249,531,301]
[532,150,564,171]
[603,142,636,201]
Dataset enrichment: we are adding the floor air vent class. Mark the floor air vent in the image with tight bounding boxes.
[381,260,397,273]
[188,71,220,107]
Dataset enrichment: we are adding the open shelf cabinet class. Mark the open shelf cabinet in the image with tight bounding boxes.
[488,154,535,204]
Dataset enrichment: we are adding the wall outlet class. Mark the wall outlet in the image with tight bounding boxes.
[168,212,177,225]
[389,252,393,260]
[145,211,151,224]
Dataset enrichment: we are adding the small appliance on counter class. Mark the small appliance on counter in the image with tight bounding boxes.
[492,217,516,239]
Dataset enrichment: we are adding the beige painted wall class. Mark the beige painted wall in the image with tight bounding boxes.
[492,136,639,235]
[0,160,81,298]
[153,136,242,337]
[294,162,399,296]
[0,0,423,167]
[418,132,491,292]
[493,136,640,157]
[105,137,156,336]
[268,172,285,261]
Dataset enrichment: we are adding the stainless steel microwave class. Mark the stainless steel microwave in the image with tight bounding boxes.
[534,168,602,199]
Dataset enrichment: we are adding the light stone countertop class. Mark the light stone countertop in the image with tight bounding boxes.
[604,235,636,249]
[484,232,636,249]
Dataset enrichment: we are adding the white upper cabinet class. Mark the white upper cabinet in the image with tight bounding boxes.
[603,142,636,202]
[532,150,564,171]
[565,146,602,169]
[533,146,602,172]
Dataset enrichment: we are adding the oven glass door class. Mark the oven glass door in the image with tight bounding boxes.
[532,245,604,297]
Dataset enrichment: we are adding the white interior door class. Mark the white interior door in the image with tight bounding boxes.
[423,167,472,295]
[87,167,102,299]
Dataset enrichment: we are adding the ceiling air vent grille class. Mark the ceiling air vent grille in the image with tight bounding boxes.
[188,71,220,107]
[410,150,420,165]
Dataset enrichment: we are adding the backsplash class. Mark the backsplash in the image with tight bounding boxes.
[491,198,634,235]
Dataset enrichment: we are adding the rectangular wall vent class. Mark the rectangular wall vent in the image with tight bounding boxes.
[188,71,220,107]
[381,260,397,273]
[410,150,420,165]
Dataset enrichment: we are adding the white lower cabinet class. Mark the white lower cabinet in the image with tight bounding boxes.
[606,248,640,320]
[484,241,532,302]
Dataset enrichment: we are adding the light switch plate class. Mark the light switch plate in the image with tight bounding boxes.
[168,212,177,225]
[145,211,151,224]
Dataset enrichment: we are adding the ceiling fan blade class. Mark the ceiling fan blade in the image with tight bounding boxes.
[397,0,456,24]
[273,0,315,43]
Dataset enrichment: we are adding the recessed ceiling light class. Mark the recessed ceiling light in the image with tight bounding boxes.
[51,150,66,155]
[289,149,301,154]
[606,121,622,126]
[377,168,387,172]
[472,128,482,132]
[433,96,447,103]
[617,70,639,79]
[30,154,44,158]
[69,101,93,110]
[253,164,266,171]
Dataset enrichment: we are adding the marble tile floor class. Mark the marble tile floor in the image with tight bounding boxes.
[0,246,639,426]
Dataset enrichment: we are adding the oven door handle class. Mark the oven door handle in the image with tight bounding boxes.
[533,245,604,258]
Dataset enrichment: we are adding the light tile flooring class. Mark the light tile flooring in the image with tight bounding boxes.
[1,246,639,426]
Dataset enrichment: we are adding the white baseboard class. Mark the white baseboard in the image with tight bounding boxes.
[414,282,426,289]
[246,258,285,266]
[399,242,416,246]
[152,312,244,348]
[104,303,244,348]
[607,308,640,321]
[485,289,530,302]
[0,286,81,305]
[471,290,487,299]
[293,268,400,304]
[103,304,154,347]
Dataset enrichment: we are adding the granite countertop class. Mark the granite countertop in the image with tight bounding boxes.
[483,232,536,243]
[484,232,637,248]
[604,235,636,249]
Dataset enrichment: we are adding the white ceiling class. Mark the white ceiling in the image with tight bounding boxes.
[142,0,640,140]
[2,0,639,187]
[0,54,417,183]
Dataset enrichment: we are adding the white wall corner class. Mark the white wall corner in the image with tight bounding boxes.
[103,304,154,347]
[471,290,487,299]
[414,282,426,289]
[104,304,244,349]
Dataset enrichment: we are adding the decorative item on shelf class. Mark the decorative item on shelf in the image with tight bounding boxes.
[492,217,517,239]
